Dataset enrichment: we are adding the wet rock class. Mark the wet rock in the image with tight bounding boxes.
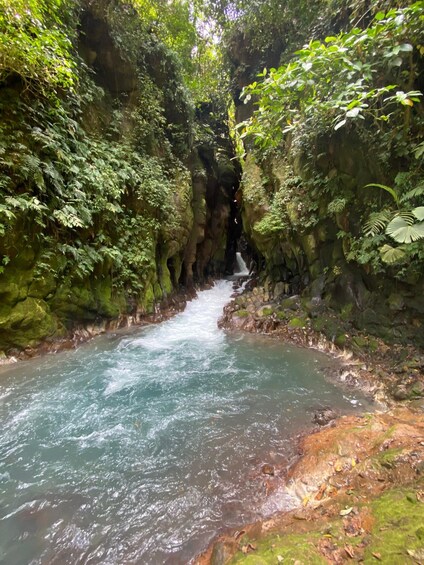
[273,281,287,299]
[210,541,234,565]
[261,464,275,476]
[313,407,337,426]
[279,295,300,310]
[408,380,424,398]
[392,386,409,401]
[392,380,424,401]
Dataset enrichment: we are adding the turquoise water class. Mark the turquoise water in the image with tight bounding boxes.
[0,280,370,564]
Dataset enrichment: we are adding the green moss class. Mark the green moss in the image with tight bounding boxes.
[340,303,353,321]
[141,282,155,314]
[230,533,326,564]
[159,258,173,297]
[364,488,424,563]
[334,334,347,347]
[352,335,379,353]
[378,447,404,469]
[94,278,124,318]
[0,268,33,304]
[0,297,61,349]
[276,310,289,321]
[236,309,249,318]
[258,307,273,317]
[50,282,97,322]
[28,272,57,299]
[289,317,307,328]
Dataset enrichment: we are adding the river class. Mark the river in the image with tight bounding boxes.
[0,273,371,564]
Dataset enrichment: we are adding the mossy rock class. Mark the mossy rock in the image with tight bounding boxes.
[140,282,155,314]
[236,309,249,318]
[257,306,273,317]
[0,267,34,305]
[28,272,57,299]
[378,447,404,469]
[334,334,347,347]
[289,317,307,328]
[0,297,61,349]
[230,533,326,564]
[340,302,353,321]
[352,335,379,353]
[279,295,300,311]
[276,310,289,321]
[93,278,124,318]
[364,488,424,563]
[50,282,97,322]
[311,316,343,337]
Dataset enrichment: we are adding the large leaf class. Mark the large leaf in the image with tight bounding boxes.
[412,207,424,221]
[386,216,424,243]
[380,244,406,264]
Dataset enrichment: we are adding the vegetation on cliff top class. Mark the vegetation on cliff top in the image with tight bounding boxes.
[235,2,423,293]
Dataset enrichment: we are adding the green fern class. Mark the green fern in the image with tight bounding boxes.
[400,183,424,203]
[363,210,393,236]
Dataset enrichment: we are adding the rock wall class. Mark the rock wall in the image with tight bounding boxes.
[0,2,240,355]
[227,22,424,348]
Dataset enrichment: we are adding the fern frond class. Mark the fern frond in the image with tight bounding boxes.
[363,210,392,236]
[400,183,424,203]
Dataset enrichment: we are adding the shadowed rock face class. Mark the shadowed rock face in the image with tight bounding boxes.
[79,11,137,96]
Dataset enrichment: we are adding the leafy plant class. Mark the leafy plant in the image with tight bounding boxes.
[237,3,423,155]
[364,182,424,264]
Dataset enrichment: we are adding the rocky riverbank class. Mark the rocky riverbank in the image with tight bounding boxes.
[197,406,424,564]
[195,283,424,564]
[220,283,424,404]
[0,286,198,365]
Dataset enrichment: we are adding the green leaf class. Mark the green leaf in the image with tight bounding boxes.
[364,211,392,236]
[364,183,400,206]
[380,244,406,264]
[334,119,346,131]
[412,207,424,221]
[346,107,360,118]
[414,142,424,160]
[386,216,424,243]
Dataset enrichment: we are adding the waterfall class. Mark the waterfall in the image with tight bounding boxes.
[234,251,249,276]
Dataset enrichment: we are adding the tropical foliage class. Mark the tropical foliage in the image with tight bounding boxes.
[235,2,423,280]
[238,3,423,153]
[0,0,197,308]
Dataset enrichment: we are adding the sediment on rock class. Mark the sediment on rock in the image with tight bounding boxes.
[196,407,424,565]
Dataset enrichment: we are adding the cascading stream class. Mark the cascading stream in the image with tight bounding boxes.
[0,278,371,564]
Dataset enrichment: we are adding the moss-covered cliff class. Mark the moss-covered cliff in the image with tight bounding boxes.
[0,0,240,354]
[227,1,424,347]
